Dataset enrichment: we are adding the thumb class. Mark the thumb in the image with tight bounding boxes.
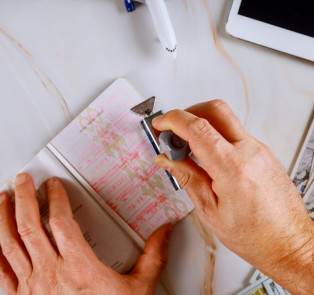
[130,224,173,288]
[154,154,218,212]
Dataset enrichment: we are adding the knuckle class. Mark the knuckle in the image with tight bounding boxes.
[46,278,59,292]
[153,255,168,270]
[189,117,212,137]
[71,276,89,289]
[208,99,229,113]
[34,268,58,291]
[228,157,251,183]
[63,263,95,289]
[230,143,271,189]
[173,170,191,190]
[2,242,20,261]
[225,152,243,174]
[254,144,267,158]
[18,224,37,241]
[250,141,273,168]
[258,142,273,158]
[178,173,191,189]
[15,192,31,201]
[49,214,71,232]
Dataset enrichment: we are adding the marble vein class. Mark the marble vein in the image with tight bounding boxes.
[181,0,188,11]
[0,24,72,123]
[190,212,216,295]
[202,0,250,126]
[283,66,314,103]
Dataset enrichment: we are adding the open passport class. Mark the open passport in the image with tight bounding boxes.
[1,78,194,273]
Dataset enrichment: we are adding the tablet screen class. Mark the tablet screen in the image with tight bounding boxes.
[238,0,314,38]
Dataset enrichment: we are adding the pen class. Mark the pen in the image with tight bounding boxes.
[124,0,177,58]
[124,0,136,12]
[145,0,177,58]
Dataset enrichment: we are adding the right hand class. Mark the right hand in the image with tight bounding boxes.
[152,100,314,295]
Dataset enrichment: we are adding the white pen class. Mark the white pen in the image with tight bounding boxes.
[130,0,177,58]
[145,0,177,58]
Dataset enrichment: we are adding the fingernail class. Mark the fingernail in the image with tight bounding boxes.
[46,178,57,188]
[152,115,163,127]
[154,154,168,169]
[15,173,27,185]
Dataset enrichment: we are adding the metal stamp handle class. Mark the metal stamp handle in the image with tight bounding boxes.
[159,130,190,161]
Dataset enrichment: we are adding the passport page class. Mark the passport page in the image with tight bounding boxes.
[51,78,194,240]
[2,148,141,274]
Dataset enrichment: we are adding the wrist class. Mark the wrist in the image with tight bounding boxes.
[261,221,314,295]
[284,227,314,295]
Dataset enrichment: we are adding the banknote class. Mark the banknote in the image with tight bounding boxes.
[290,117,314,222]
[236,276,268,295]
[246,271,292,295]
[291,118,314,195]
[249,269,265,284]
[302,180,314,219]
[263,279,286,295]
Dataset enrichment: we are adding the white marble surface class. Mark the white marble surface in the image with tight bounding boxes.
[0,1,313,294]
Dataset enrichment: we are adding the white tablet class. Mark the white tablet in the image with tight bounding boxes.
[226,0,314,62]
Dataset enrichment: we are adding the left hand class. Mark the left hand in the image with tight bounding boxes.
[0,173,173,295]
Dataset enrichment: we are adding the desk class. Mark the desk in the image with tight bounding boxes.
[0,1,313,294]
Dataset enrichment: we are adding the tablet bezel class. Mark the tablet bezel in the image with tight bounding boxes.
[226,0,314,62]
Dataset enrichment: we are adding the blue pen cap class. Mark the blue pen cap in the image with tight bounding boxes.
[124,0,136,12]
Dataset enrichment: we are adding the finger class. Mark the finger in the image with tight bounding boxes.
[152,109,233,176]
[0,245,18,294]
[0,192,32,280]
[185,100,247,142]
[14,173,56,265]
[46,178,93,258]
[130,224,173,291]
[155,154,218,213]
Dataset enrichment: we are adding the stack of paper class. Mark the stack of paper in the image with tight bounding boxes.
[290,117,314,220]
[236,270,291,295]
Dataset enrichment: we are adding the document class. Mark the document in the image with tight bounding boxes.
[1,78,194,273]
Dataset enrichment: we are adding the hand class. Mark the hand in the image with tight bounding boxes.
[0,173,173,295]
[152,100,314,295]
